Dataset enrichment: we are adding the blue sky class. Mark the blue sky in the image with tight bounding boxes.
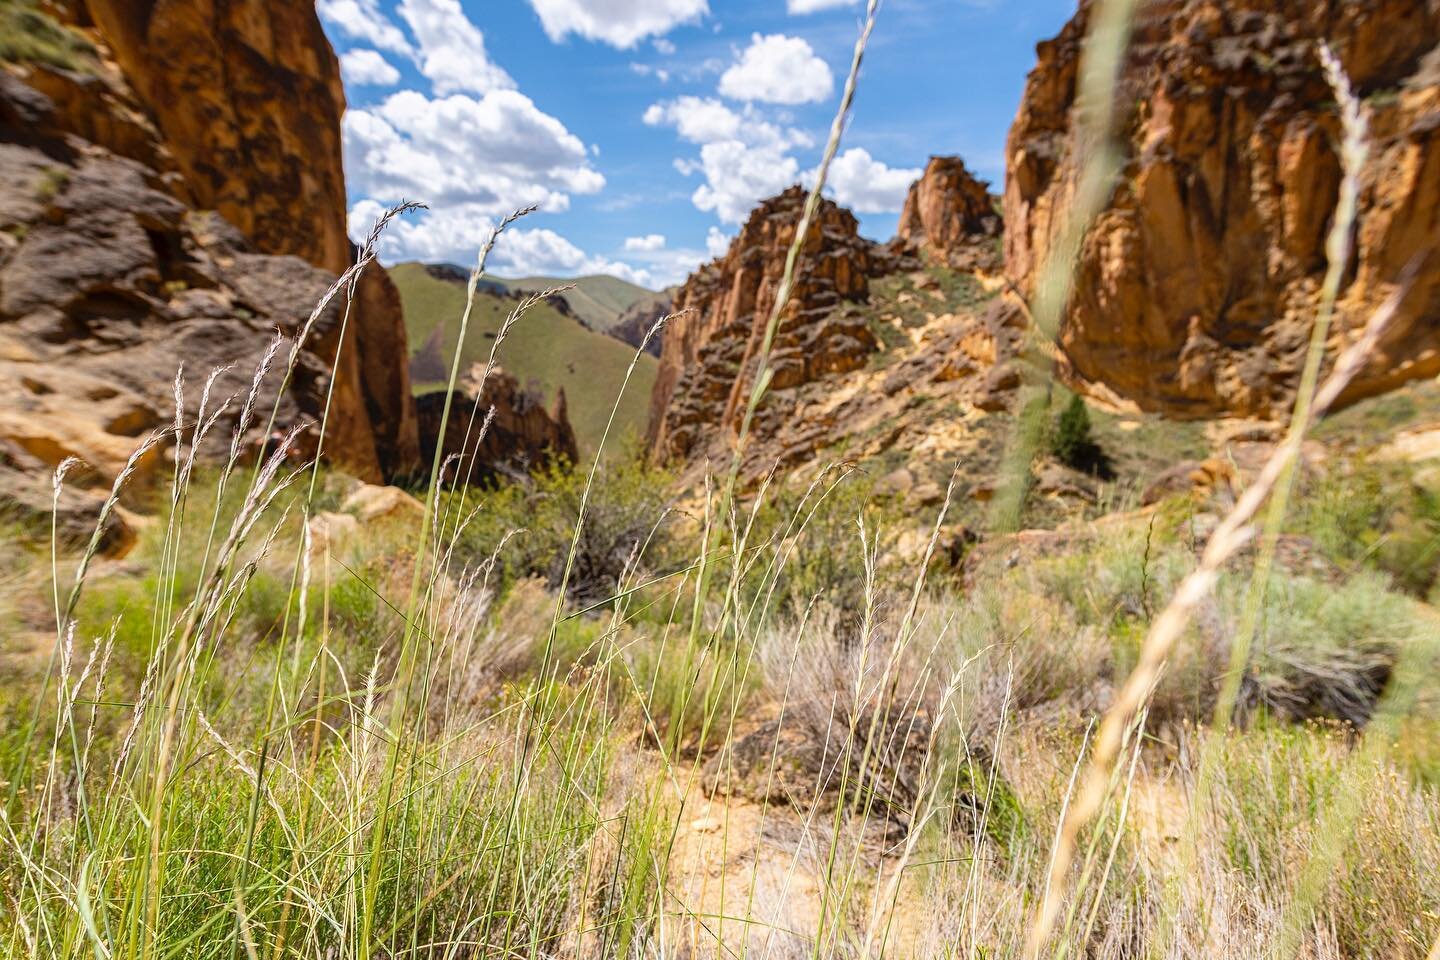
[318,0,1074,289]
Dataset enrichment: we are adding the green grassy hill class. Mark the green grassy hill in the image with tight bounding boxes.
[390,263,658,457]
[494,274,655,332]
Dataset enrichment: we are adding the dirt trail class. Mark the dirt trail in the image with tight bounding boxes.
[653,763,940,959]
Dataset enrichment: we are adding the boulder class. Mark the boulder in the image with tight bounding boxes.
[1140,457,1239,506]
[0,439,135,557]
[341,483,425,523]
[305,510,358,562]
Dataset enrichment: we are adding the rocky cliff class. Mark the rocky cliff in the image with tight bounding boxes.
[647,186,881,462]
[1006,0,1440,419]
[54,0,350,273]
[895,156,1003,272]
[644,183,1027,495]
[0,0,417,508]
[416,365,579,486]
[0,71,366,532]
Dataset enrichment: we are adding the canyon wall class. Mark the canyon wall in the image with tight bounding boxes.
[0,71,357,529]
[70,0,352,273]
[1006,0,1440,418]
[2,0,418,497]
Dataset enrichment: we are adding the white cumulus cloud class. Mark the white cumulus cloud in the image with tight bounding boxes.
[317,0,414,56]
[349,199,489,264]
[643,96,740,144]
[691,140,799,224]
[343,88,603,216]
[614,238,718,287]
[350,200,652,286]
[526,0,707,49]
[495,228,653,286]
[719,33,832,105]
[396,0,513,95]
[645,97,811,225]
[706,226,731,257]
[644,97,811,151]
[339,48,401,87]
[819,148,920,213]
[624,234,667,252]
[787,0,859,11]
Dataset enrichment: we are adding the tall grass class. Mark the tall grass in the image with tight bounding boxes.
[2,7,1438,960]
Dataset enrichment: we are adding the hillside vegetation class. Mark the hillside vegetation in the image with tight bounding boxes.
[494,273,656,331]
[2,370,1437,959]
[391,263,657,456]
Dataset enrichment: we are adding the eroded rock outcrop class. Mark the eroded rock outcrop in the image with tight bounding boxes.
[23,1,413,471]
[648,186,880,461]
[611,288,674,357]
[0,71,367,517]
[54,0,351,273]
[0,0,418,517]
[641,177,1029,491]
[417,365,579,486]
[1006,0,1440,418]
[895,156,1003,271]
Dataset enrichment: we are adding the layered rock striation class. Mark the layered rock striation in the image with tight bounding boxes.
[1006,0,1440,418]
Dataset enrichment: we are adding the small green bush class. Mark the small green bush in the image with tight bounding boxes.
[1239,572,1413,728]
[452,450,681,609]
[1294,457,1440,598]
[1051,393,1113,478]
[736,469,914,621]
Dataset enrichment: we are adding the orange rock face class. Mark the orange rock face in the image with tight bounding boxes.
[352,266,421,476]
[648,186,880,461]
[896,156,1002,270]
[5,0,418,480]
[1005,0,1440,418]
[71,0,351,273]
[0,69,369,501]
